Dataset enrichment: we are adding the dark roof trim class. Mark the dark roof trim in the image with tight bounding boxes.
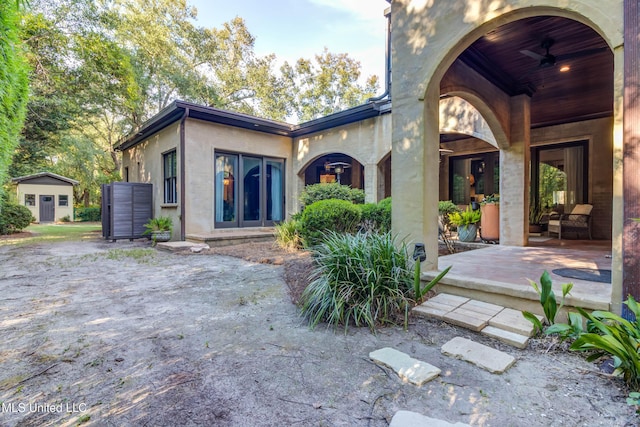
[115,99,392,151]
[291,101,391,137]
[11,172,79,185]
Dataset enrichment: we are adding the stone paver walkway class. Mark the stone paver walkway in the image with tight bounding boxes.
[413,293,542,349]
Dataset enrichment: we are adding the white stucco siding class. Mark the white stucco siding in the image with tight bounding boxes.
[183,118,293,235]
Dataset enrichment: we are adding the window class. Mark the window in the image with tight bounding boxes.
[449,152,499,205]
[163,150,177,204]
[59,195,68,206]
[25,194,35,206]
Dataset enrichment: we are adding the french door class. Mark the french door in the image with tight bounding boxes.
[215,152,284,228]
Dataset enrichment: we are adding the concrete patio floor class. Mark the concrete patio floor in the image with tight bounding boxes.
[426,238,612,313]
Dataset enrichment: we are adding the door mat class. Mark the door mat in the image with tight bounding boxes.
[551,268,611,283]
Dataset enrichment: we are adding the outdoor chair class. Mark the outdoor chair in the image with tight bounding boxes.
[547,204,593,240]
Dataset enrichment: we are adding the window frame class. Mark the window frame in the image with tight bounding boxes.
[25,194,36,206]
[58,195,69,207]
[163,149,177,204]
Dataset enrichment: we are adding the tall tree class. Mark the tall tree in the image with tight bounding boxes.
[0,0,29,191]
[282,48,379,122]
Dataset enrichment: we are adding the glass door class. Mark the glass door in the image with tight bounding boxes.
[266,159,284,225]
[242,156,262,227]
[215,153,285,228]
[215,153,238,227]
[532,141,587,216]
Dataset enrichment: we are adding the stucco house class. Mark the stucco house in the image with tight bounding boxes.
[11,172,78,223]
[117,0,639,314]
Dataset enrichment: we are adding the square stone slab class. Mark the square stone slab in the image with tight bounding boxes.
[441,337,516,373]
[481,325,529,349]
[442,309,488,331]
[458,299,504,317]
[413,294,470,320]
[369,347,441,385]
[489,307,541,337]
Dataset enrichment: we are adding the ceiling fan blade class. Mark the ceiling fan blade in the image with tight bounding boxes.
[520,49,545,61]
[555,47,609,61]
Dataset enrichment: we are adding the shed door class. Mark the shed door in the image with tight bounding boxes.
[39,195,55,222]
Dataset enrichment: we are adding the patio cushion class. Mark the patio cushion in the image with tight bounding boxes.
[568,204,592,222]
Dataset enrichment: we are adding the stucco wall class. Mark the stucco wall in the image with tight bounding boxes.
[15,183,74,222]
[121,122,181,240]
[183,118,293,235]
[293,113,392,211]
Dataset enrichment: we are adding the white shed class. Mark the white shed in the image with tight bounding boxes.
[11,172,78,223]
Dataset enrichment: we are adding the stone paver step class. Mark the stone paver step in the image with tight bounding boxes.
[369,347,441,385]
[488,307,541,337]
[413,293,538,349]
[481,325,529,349]
[441,337,516,374]
[389,410,471,427]
[414,293,469,319]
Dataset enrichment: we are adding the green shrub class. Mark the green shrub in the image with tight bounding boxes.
[299,199,361,247]
[300,183,365,207]
[439,200,460,230]
[274,219,302,251]
[359,197,391,233]
[74,206,101,222]
[300,231,413,332]
[0,203,32,234]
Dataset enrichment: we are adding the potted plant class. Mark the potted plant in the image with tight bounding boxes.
[480,193,500,242]
[529,204,545,234]
[143,216,173,244]
[448,205,481,242]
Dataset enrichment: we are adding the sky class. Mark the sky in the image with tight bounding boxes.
[187,0,390,90]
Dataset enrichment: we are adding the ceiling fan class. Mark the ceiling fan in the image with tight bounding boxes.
[519,38,608,73]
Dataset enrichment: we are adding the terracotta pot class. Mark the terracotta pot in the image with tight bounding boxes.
[480,203,500,241]
[529,224,542,233]
[457,224,478,242]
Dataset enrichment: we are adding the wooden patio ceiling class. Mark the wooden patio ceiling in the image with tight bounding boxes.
[450,15,613,130]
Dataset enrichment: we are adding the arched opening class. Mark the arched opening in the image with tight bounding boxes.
[302,153,365,189]
[438,14,613,245]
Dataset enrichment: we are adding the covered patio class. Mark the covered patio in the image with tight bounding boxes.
[425,238,612,316]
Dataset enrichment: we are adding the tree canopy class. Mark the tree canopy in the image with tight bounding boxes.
[7,0,381,206]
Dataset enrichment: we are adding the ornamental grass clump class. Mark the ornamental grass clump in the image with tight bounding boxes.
[300,231,413,332]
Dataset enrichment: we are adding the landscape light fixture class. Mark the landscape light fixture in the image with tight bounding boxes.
[413,243,426,262]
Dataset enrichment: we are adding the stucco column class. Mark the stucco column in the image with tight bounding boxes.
[392,87,439,270]
[500,94,531,246]
[363,163,378,203]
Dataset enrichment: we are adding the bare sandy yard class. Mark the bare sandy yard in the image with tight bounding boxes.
[0,237,636,426]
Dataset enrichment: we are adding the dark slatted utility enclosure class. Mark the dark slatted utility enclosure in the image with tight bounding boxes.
[101,183,153,241]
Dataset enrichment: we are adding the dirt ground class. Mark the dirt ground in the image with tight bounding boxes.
[0,236,637,426]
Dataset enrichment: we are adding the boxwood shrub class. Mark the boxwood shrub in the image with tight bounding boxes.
[299,183,365,207]
[299,199,361,247]
[0,203,32,234]
[74,206,101,222]
[359,197,391,232]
